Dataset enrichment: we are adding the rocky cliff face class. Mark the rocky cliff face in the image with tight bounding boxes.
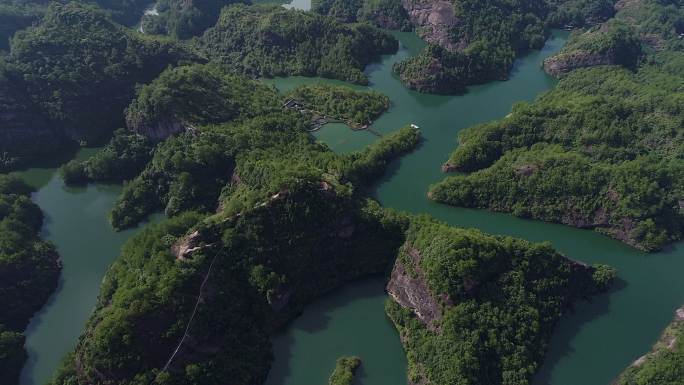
[543,49,619,76]
[386,246,445,331]
[544,0,646,77]
[127,119,188,141]
[401,0,464,51]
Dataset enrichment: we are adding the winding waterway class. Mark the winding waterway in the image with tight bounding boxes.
[266,2,684,385]
[15,151,158,385]
[13,1,684,384]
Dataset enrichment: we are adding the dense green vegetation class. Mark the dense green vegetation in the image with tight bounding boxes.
[1,0,158,48]
[312,0,363,22]
[125,63,280,139]
[616,308,684,385]
[0,2,634,384]
[141,0,245,39]
[50,124,607,385]
[110,111,419,230]
[285,84,390,126]
[196,4,398,85]
[0,174,61,384]
[393,0,549,93]
[546,0,615,27]
[328,356,362,385]
[51,177,409,385]
[0,1,197,171]
[345,125,420,186]
[312,0,411,30]
[565,20,642,62]
[393,0,620,93]
[543,20,643,75]
[0,56,65,172]
[610,0,684,51]
[387,218,614,385]
[432,0,684,251]
[9,1,196,137]
[46,65,420,382]
[545,0,684,75]
[357,0,411,30]
[432,142,684,251]
[60,129,155,185]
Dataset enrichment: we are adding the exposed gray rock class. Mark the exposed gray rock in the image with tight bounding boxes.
[172,230,205,260]
[543,49,617,76]
[387,246,444,331]
[128,119,187,142]
[401,0,464,51]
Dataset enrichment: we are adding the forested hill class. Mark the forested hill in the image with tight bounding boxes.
[195,4,398,85]
[388,0,617,94]
[47,109,611,385]
[311,0,412,30]
[0,0,164,50]
[387,219,614,385]
[0,0,398,172]
[431,0,684,251]
[0,1,197,171]
[49,74,424,383]
[544,0,684,75]
[0,2,625,385]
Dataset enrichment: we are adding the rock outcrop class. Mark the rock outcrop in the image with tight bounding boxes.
[543,49,619,76]
[387,246,445,331]
[401,0,464,51]
[127,119,189,142]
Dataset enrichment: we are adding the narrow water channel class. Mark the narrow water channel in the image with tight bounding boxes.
[15,150,157,385]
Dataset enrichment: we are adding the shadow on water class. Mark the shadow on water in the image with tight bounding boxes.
[267,331,296,384]
[20,272,69,385]
[267,279,384,383]
[352,362,369,385]
[265,278,407,385]
[534,277,628,385]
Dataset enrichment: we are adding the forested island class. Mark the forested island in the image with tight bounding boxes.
[285,83,390,126]
[328,357,362,385]
[432,0,684,252]
[387,219,613,385]
[1,0,681,384]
